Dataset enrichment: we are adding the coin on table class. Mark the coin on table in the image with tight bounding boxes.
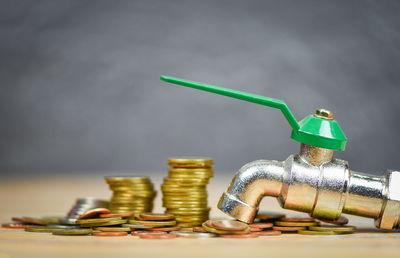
[202,222,250,235]
[92,231,128,237]
[256,213,285,221]
[25,226,63,233]
[123,223,162,229]
[94,227,131,232]
[2,223,35,229]
[193,226,207,233]
[12,217,47,225]
[272,226,306,232]
[256,230,282,236]
[298,230,338,235]
[249,227,263,232]
[131,231,167,236]
[76,217,122,224]
[317,216,349,225]
[136,213,175,221]
[167,157,213,168]
[100,212,134,218]
[170,231,216,238]
[52,228,93,235]
[77,208,110,219]
[249,223,273,229]
[138,233,177,239]
[275,221,318,227]
[219,233,259,239]
[128,219,176,226]
[79,219,127,227]
[308,225,356,233]
[210,220,249,231]
[146,226,181,232]
[280,217,315,222]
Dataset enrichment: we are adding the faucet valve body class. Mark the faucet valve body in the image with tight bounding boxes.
[218,144,400,230]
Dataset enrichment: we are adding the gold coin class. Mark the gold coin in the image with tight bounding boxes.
[52,228,93,235]
[76,217,122,224]
[79,219,127,227]
[308,225,356,232]
[168,157,213,168]
[298,230,338,235]
[25,227,63,233]
[128,219,176,226]
[94,227,131,232]
[274,221,319,227]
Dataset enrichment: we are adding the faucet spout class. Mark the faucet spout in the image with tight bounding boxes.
[218,159,284,223]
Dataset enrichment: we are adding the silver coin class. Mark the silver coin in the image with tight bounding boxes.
[170,231,216,238]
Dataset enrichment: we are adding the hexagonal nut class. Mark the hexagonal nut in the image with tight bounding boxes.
[375,170,400,230]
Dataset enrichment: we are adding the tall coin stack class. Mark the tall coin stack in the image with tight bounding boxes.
[105,176,157,215]
[161,157,214,227]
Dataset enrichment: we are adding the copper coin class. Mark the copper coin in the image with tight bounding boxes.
[78,208,110,219]
[92,231,128,236]
[210,220,248,231]
[146,226,181,232]
[12,217,46,225]
[131,231,167,236]
[318,216,349,225]
[136,213,175,221]
[273,226,306,232]
[256,230,282,236]
[256,213,285,221]
[193,226,207,233]
[138,233,177,239]
[2,223,34,229]
[219,233,258,239]
[100,212,133,218]
[249,227,263,232]
[279,217,315,222]
[249,223,273,229]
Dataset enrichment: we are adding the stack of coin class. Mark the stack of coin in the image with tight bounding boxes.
[105,176,156,215]
[201,219,260,238]
[161,157,214,227]
[61,197,109,225]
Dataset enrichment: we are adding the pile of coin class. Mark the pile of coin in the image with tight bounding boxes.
[61,197,109,225]
[105,177,157,215]
[256,213,356,235]
[161,157,214,227]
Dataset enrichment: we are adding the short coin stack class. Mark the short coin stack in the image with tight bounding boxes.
[61,197,109,225]
[161,157,214,227]
[105,177,157,215]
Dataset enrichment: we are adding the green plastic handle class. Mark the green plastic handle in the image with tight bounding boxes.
[160,75,300,131]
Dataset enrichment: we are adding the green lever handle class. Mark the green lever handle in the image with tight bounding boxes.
[160,75,300,131]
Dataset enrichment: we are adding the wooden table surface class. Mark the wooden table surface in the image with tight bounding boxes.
[0,173,399,258]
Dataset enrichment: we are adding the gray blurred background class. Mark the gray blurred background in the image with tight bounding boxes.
[1,0,399,176]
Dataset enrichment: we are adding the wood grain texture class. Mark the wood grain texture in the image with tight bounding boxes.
[1,174,399,258]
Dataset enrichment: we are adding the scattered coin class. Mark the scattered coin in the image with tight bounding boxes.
[125,224,162,229]
[170,231,216,238]
[272,226,306,232]
[94,227,131,232]
[128,219,176,226]
[52,228,92,235]
[138,233,177,239]
[202,221,250,235]
[275,221,318,227]
[308,225,356,232]
[210,220,249,231]
[65,198,109,222]
[219,233,258,239]
[146,226,181,232]
[76,217,122,224]
[131,231,167,236]
[78,208,110,219]
[298,230,338,235]
[2,223,34,229]
[78,219,127,227]
[256,230,282,236]
[193,226,207,233]
[249,227,263,232]
[136,213,175,221]
[100,212,134,218]
[249,223,273,229]
[92,231,128,236]
[280,217,315,222]
[12,217,47,225]
[25,226,63,233]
